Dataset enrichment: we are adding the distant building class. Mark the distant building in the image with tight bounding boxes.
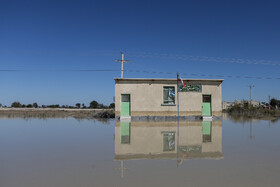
[233,100,260,107]
[251,100,260,107]
[222,101,233,110]
[115,78,223,119]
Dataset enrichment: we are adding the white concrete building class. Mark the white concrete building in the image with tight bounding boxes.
[115,78,223,119]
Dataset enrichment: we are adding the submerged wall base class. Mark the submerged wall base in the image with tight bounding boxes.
[116,115,222,122]
[115,111,222,116]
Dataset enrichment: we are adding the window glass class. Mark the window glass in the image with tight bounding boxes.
[163,87,175,104]
[163,132,175,151]
[121,94,130,102]
[203,95,211,103]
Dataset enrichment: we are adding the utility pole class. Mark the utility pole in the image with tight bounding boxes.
[249,85,255,106]
[115,160,129,178]
[249,119,255,140]
[115,52,131,78]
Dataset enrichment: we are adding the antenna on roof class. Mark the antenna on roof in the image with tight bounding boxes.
[115,52,132,78]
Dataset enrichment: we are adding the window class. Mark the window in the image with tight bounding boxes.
[121,94,130,102]
[163,86,175,104]
[203,95,211,103]
[162,132,175,151]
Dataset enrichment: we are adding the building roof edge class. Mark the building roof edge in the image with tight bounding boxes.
[114,78,224,82]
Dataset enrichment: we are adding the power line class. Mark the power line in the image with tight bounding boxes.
[126,52,280,66]
[1,68,280,80]
[124,69,280,80]
[2,50,280,66]
[65,69,120,72]
[0,69,119,71]
[0,69,22,71]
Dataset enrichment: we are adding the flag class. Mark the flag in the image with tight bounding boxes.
[177,153,186,167]
[178,75,186,88]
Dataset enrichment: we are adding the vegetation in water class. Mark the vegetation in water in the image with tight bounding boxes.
[224,100,280,120]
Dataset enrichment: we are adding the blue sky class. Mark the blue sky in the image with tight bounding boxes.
[1,0,280,106]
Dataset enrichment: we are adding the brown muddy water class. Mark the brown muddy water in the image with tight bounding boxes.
[0,117,280,187]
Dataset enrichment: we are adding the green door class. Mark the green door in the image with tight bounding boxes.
[202,95,211,116]
[121,122,130,144]
[121,94,130,116]
[202,121,212,142]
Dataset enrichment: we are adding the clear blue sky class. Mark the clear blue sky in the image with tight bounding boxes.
[1,0,280,106]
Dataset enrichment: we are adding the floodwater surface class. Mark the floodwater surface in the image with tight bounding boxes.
[0,117,280,187]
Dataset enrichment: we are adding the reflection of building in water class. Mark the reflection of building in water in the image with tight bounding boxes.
[115,121,223,160]
[115,121,222,177]
[121,122,130,144]
[202,121,212,142]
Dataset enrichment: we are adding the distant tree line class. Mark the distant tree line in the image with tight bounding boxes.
[1,100,115,109]
[11,102,39,108]
[270,98,280,109]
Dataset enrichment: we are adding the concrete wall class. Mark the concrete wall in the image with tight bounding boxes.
[115,79,223,117]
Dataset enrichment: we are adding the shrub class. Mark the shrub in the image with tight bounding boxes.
[11,102,22,108]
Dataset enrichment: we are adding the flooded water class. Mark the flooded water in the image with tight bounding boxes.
[0,117,280,187]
